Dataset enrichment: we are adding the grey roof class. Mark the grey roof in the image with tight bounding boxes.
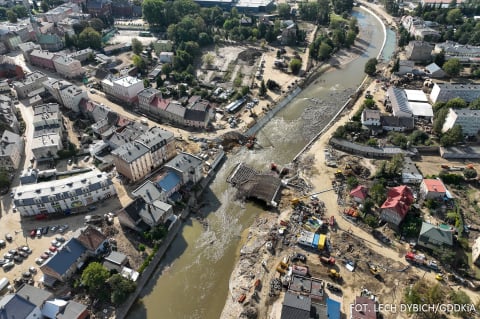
[166,152,203,174]
[30,49,56,60]
[184,109,208,122]
[112,142,149,163]
[136,126,174,149]
[16,284,53,307]
[433,83,480,103]
[18,41,40,52]
[104,251,127,265]
[362,109,380,120]
[425,63,443,75]
[33,103,60,116]
[419,222,453,246]
[0,130,21,157]
[57,300,88,319]
[166,102,186,117]
[380,115,415,129]
[329,137,417,158]
[15,71,47,87]
[132,180,163,203]
[387,86,412,117]
[0,294,36,319]
[139,200,171,225]
[121,197,152,231]
[41,238,86,277]
[402,157,422,180]
[281,292,311,319]
[138,87,159,99]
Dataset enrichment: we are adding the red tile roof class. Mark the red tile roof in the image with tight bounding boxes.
[422,179,446,193]
[381,185,414,219]
[350,185,368,200]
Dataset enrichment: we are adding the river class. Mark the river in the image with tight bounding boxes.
[127,6,395,319]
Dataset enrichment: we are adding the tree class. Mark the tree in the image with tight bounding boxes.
[443,58,462,77]
[40,0,49,12]
[131,38,143,55]
[318,42,333,61]
[132,54,147,71]
[259,80,267,96]
[108,274,136,305]
[289,58,302,75]
[78,27,101,49]
[440,124,464,147]
[364,58,378,76]
[408,130,429,145]
[391,58,400,73]
[366,138,377,146]
[464,168,477,179]
[432,107,449,134]
[434,50,445,67]
[89,18,104,32]
[81,262,110,300]
[388,132,408,149]
[469,98,480,109]
[162,63,172,78]
[446,8,463,25]
[346,176,359,190]
[277,3,291,19]
[6,10,17,23]
[345,30,357,48]
[449,290,471,318]
[142,0,166,26]
[12,5,28,18]
[404,281,446,319]
[446,97,466,109]
[202,53,215,67]
[364,214,378,228]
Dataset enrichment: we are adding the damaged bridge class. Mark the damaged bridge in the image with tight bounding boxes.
[227,163,283,207]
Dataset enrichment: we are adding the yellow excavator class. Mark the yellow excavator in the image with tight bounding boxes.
[290,188,335,205]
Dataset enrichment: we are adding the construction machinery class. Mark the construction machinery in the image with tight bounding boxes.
[290,188,335,205]
[344,163,352,176]
[328,269,342,281]
[320,256,335,265]
[367,262,381,276]
[276,261,288,274]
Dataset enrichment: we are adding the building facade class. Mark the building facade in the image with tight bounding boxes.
[430,83,480,104]
[59,84,88,112]
[101,75,144,104]
[53,55,85,78]
[29,50,57,70]
[13,170,116,216]
[0,130,22,171]
[442,108,480,136]
[13,71,48,99]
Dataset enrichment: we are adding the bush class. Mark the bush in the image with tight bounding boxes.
[138,244,146,251]
[364,214,378,228]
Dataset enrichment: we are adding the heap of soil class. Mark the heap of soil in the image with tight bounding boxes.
[220,131,246,150]
[238,48,262,65]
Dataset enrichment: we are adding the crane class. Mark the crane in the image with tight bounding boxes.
[290,188,335,205]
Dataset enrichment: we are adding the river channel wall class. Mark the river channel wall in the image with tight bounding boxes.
[117,160,225,319]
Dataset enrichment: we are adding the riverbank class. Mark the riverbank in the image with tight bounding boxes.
[219,6,389,318]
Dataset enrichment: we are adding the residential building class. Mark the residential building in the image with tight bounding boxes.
[117,196,174,232]
[350,185,368,203]
[0,95,20,133]
[421,0,464,8]
[380,185,414,229]
[16,285,53,309]
[387,87,433,122]
[424,63,446,78]
[68,48,93,62]
[13,71,48,99]
[419,178,447,200]
[0,130,22,171]
[74,225,108,256]
[380,115,414,132]
[159,52,174,63]
[418,222,453,249]
[42,299,89,319]
[0,294,42,319]
[442,108,480,137]
[400,16,440,42]
[405,41,434,63]
[29,50,57,70]
[32,103,63,127]
[281,23,296,45]
[40,238,87,284]
[43,79,70,105]
[112,126,176,182]
[397,59,414,75]
[101,75,144,104]
[59,84,88,112]
[132,180,167,203]
[36,33,65,52]
[473,236,480,267]
[165,152,203,185]
[185,100,211,128]
[430,83,480,104]
[361,109,381,126]
[155,171,182,199]
[44,3,80,23]
[434,41,480,63]
[280,292,311,319]
[103,42,131,55]
[18,41,41,63]
[402,157,423,184]
[103,251,128,271]
[13,170,116,216]
[86,0,112,17]
[31,103,64,160]
[53,55,85,78]
[112,0,133,17]
[153,40,173,54]
[351,296,377,319]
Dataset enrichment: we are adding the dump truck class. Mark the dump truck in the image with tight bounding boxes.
[292,265,309,277]
[320,256,335,265]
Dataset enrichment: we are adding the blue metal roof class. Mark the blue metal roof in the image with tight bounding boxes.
[157,172,181,193]
[0,294,36,319]
[326,298,341,319]
[43,238,86,277]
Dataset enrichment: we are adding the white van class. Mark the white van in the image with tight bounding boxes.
[0,277,9,293]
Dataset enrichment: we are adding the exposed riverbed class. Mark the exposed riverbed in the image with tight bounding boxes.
[127,7,395,319]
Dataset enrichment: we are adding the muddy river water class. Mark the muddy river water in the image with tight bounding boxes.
[127,7,395,319]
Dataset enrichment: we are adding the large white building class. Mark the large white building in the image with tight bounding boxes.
[44,3,80,22]
[112,127,176,182]
[31,104,64,159]
[43,79,87,112]
[101,75,144,104]
[13,170,116,216]
[442,108,480,136]
[53,55,85,79]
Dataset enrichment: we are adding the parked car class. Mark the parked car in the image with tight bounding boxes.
[20,246,32,254]
[36,229,42,238]
[18,251,28,258]
[0,259,7,265]
[13,255,23,263]
[56,236,65,242]
[2,262,14,270]
[3,253,13,260]
[22,271,31,278]
[0,240,6,248]
[42,226,49,235]
[5,234,12,242]
[35,258,44,265]
[40,253,49,260]
[50,225,58,232]
[58,227,65,234]
[8,249,18,255]
[29,267,37,274]
[30,229,36,237]
[49,246,57,253]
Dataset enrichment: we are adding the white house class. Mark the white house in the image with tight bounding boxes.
[59,84,87,112]
[101,75,144,104]
[361,109,381,126]
[165,152,203,185]
[159,52,174,63]
[13,170,116,216]
[442,108,480,137]
[419,178,447,200]
[53,55,85,78]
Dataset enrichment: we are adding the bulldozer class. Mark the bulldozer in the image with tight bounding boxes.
[367,262,381,276]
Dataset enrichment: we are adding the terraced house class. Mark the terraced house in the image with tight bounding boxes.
[12,170,116,216]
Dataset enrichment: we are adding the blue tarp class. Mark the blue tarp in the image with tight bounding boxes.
[326,298,341,319]
[312,233,320,248]
[157,172,181,193]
